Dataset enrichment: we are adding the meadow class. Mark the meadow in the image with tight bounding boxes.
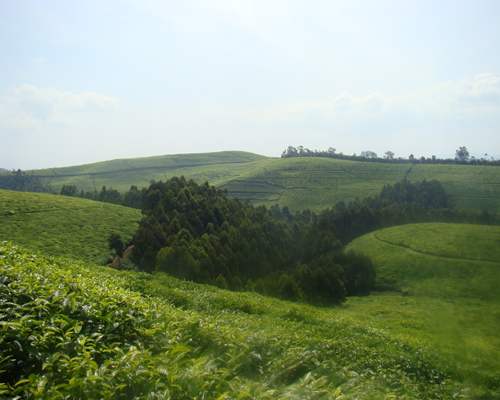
[0,189,141,264]
[4,151,500,213]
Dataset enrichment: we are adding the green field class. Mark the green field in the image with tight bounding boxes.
[0,189,141,264]
[5,151,500,213]
[346,223,500,299]
[21,151,269,194]
[345,223,500,395]
[2,242,499,399]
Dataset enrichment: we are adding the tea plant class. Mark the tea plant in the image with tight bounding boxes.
[0,190,140,264]
[2,242,496,398]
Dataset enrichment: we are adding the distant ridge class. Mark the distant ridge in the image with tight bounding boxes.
[3,150,500,213]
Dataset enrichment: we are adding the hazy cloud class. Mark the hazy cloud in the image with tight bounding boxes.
[0,84,120,135]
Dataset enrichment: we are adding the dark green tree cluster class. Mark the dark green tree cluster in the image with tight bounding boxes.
[130,176,500,305]
[0,169,52,193]
[130,176,373,305]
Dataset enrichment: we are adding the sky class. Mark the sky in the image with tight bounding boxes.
[1,0,500,170]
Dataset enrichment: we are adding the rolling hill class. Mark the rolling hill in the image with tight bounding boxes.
[2,187,500,397]
[0,189,141,264]
[3,151,500,213]
[346,222,500,300]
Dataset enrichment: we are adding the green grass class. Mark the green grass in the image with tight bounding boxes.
[0,189,141,264]
[6,151,500,213]
[345,223,500,395]
[346,223,500,299]
[2,242,498,399]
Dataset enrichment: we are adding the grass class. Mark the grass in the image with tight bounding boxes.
[346,223,500,299]
[2,241,498,399]
[5,151,500,213]
[0,189,141,264]
[345,222,500,395]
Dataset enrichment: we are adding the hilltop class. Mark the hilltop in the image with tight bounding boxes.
[2,151,500,213]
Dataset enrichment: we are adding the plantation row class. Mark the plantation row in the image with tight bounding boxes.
[0,242,486,399]
[0,189,140,265]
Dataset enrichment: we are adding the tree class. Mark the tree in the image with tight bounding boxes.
[108,231,125,258]
[60,184,79,197]
[360,150,377,158]
[455,146,470,162]
[384,151,394,160]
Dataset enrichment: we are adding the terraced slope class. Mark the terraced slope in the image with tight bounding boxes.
[5,152,500,212]
[408,164,500,212]
[23,151,270,194]
[223,157,411,211]
[346,222,500,300]
[0,189,141,264]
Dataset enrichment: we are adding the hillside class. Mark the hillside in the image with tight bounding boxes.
[346,222,500,300]
[0,189,141,264]
[2,241,499,398]
[4,151,500,213]
[18,151,270,194]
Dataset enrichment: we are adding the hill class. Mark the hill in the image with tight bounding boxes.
[2,241,499,398]
[346,222,500,300]
[345,222,500,394]
[4,151,500,213]
[19,151,270,194]
[0,189,141,264]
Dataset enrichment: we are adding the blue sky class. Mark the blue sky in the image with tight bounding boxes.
[1,0,499,169]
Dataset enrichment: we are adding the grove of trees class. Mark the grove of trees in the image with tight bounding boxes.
[127,176,495,306]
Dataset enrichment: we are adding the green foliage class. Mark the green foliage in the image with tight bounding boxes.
[132,176,374,305]
[0,169,51,193]
[1,243,498,398]
[108,231,125,258]
[0,189,141,264]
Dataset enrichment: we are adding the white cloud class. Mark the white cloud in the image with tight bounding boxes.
[0,84,120,134]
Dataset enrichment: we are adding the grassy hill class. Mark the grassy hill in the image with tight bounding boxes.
[345,222,500,395]
[22,151,270,194]
[2,241,499,398]
[0,189,141,264]
[5,151,500,213]
[346,222,500,299]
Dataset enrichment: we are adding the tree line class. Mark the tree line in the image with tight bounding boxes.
[59,184,144,209]
[0,169,52,193]
[281,145,500,166]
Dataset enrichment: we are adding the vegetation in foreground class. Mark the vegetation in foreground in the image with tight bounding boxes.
[0,189,141,264]
[2,242,498,399]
